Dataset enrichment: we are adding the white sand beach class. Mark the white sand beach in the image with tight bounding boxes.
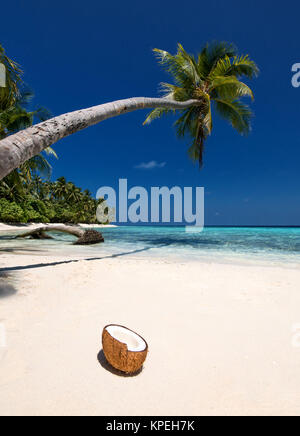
[0,223,117,233]
[0,248,300,416]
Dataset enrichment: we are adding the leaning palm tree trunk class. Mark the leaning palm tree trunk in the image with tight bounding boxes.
[0,97,199,181]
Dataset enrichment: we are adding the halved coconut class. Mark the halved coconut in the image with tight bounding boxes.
[102,324,148,373]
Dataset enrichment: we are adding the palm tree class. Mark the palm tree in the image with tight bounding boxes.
[0,177,24,202]
[0,44,57,185]
[0,41,258,181]
[28,175,52,201]
[0,44,22,111]
[144,42,259,165]
[0,86,57,181]
[65,182,82,203]
[52,177,68,200]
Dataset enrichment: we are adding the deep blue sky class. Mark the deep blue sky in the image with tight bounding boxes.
[1,0,300,225]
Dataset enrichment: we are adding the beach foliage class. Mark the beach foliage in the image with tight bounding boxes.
[0,43,105,224]
[0,176,106,224]
[0,44,57,192]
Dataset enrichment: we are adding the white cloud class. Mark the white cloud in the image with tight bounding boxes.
[134,160,166,170]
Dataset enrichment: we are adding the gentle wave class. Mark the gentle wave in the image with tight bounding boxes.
[1,226,300,268]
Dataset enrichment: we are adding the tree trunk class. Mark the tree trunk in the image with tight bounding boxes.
[0,97,200,180]
[16,225,104,245]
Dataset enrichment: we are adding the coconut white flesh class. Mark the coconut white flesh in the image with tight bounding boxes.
[106,325,146,352]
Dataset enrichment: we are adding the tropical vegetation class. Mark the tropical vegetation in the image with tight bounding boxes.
[0,42,258,181]
[0,41,258,224]
[0,44,57,189]
[0,44,105,224]
[0,176,105,224]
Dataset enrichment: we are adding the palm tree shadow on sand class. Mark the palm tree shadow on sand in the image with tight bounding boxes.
[0,272,17,298]
[0,244,171,273]
[97,349,143,377]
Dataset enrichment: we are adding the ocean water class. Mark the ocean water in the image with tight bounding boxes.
[0,226,300,268]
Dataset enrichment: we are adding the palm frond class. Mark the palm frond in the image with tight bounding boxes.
[210,76,254,100]
[143,106,174,125]
[187,121,206,166]
[176,44,202,86]
[0,106,33,135]
[0,44,23,110]
[203,101,213,135]
[209,55,259,80]
[198,41,237,78]
[159,82,193,101]
[17,84,35,107]
[174,108,197,138]
[34,106,53,122]
[44,147,58,159]
[153,47,196,89]
[24,154,52,179]
[214,99,252,134]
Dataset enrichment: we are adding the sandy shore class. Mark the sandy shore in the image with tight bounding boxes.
[0,223,116,233]
[0,248,300,416]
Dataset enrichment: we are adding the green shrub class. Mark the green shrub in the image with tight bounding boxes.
[0,178,107,224]
[0,199,27,223]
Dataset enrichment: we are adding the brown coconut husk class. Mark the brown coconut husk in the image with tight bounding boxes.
[102,324,148,374]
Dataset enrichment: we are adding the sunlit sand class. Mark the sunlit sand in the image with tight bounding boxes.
[0,247,300,416]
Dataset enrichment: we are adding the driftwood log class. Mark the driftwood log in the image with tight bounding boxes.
[16,225,104,245]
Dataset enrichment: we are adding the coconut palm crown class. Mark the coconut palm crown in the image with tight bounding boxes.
[144,42,259,166]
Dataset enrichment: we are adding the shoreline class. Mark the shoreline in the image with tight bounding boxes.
[0,222,117,233]
[1,223,299,271]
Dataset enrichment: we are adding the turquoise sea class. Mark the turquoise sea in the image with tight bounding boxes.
[1,226,300,268]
